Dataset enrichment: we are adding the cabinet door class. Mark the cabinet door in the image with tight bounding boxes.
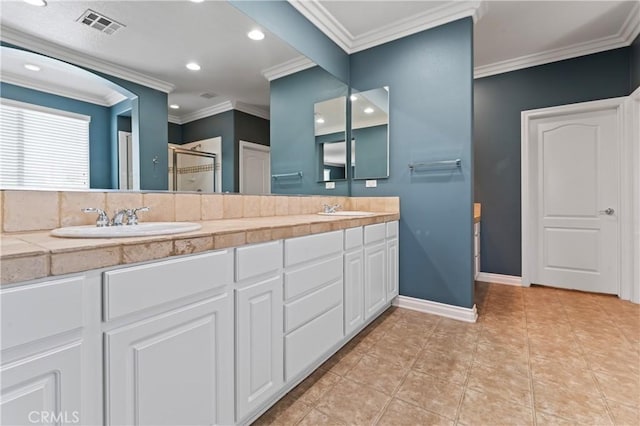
[364,242,387,320]
[235,275,283,421]
[386,239,399,301]
[344,249,364,336]
[105,294,233,426]
[1,342,82,426]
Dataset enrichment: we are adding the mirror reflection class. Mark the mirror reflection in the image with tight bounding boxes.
[314,96,347,182]
[351,87,389,179]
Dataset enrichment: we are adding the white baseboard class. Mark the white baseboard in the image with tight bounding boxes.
[476,272,522,286]
[392,295,478,323]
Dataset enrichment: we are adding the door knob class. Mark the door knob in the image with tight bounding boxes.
[598,208,615,215]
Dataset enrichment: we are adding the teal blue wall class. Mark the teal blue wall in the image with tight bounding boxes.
[353,124,387,179]
[350,18,475,308]
[474,47,632,277]
[271,66,349,195]
[229,0,349,83]
[1,82,113,188]
[110,99,133,188]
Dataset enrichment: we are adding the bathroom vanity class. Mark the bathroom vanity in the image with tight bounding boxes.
[0,202,399,426]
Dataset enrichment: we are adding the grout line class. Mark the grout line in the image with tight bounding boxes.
[521,284,538,425]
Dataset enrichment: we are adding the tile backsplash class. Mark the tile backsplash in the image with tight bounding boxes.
[0,190,400,233]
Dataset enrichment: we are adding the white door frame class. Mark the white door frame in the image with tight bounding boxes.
[521,96,637,302]
[628,87,640,303]
[239,140,271,194]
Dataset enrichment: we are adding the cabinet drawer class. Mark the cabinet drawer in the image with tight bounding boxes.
[285,304,343,381]
[284,256,342,301]
[235,241,282,283]
[103,250,232,321]
[364,223,386,245]
[284,280,342,333]
[386,221,398,238]
[344,227,363,251]
[284,231,342,267]
[1,276,84,350]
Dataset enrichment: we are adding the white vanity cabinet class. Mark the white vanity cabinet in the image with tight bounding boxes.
[386,221,399,301]
[104,251,235,426]
[344,227,365,336]
[364,224,388,320]
[234,241,284,422]
[283,231,344,381]
[1,276,87,426]
[474,221,481,280]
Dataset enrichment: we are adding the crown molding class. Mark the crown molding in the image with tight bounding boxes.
[168,114,181,125]
[0,71,126,106]
[287,0,483,54]
[474,2,640,79]
[262,55,316,81]
[177,101,234,125]
[1,26,175,93]
[233,101,270,120]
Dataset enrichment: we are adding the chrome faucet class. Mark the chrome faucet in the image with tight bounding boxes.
[111,209,128,226]
[322,203,341,214]
[125,207,149,225]
[82,208,110,227]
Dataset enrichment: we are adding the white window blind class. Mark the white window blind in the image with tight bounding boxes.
[0,99,90,189]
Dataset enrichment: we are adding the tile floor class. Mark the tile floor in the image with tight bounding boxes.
[253,283,640,425]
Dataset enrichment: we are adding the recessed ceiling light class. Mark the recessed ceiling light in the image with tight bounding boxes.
[169,104,180,110]
[350,95,358,101]
[186,62,201,71]
[316,117,325,124]
[364,107,374,114]
[247,30,265,41]
[23,0,47,6]
[24,64,41,72]
[190,0,204,2]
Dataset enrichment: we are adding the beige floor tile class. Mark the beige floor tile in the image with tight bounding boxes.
[377,398,453,426]
[534,411,579,425]
[290,369,341,405]
[606,400,640,426]
[318,346,364,377]
[458,388,533,426]
[467,362,532,407]
[346,354,408,395]
[297,409,345,426]
[533,380,613,424]
[252,393,312,426]
[395,370,464,420]
[412,349,472,384]
[530,356,597,391]
[315,378,390,425]
[594,372,640,408]
[368,335,421,368]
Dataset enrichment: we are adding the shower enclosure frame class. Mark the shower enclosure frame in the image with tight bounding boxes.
[170,146,217,192]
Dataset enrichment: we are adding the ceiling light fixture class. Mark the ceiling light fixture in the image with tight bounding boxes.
[169,104,180,110]
[190,0,205,2]
[364,107,374,114]
[186,62,201,71]
[350,95,358,101]
[24,64,41,72]
[316,117,325,124]
[247,30,265,41]
[23,0,47,6]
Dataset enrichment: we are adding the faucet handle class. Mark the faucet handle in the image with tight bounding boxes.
[125,207,150,225]
[82,208,110,227]
[322,203,341,214]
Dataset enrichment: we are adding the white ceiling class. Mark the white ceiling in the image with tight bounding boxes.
[0,0,638,123]
[0,1,303,122]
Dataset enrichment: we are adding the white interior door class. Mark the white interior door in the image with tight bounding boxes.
[527,105,620,294]
[240,141,270,194]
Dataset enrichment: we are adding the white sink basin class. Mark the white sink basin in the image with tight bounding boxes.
[51,222,202,238]
[317,211,377,217]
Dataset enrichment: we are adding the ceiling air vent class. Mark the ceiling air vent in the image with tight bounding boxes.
[77,9,125,35]
[200,92,217,99]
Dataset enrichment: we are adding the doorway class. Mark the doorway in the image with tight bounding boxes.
[239,140,271,194]
[522,97,634,298]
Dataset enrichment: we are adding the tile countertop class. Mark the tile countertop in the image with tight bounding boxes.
[474,203,481,223]
[0,212,399,285]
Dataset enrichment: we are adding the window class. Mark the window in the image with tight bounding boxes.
[0,98,90,189]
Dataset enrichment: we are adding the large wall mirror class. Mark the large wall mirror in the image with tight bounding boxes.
[314,96,347,182]
[351,87,389,179]
[0,1,310,194]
